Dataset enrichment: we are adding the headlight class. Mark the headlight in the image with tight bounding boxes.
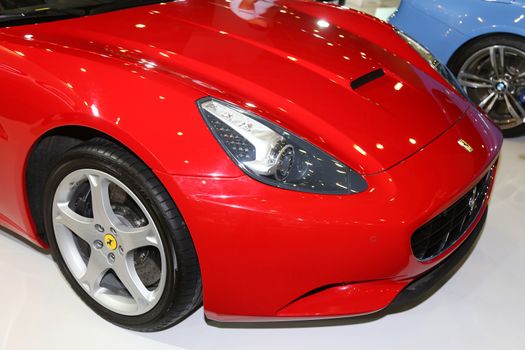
[198,98,367,194]
[395,29,468,98]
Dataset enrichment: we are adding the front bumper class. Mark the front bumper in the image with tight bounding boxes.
[156,106,502,322]
[390,209,487,310]
[206,208,488,322]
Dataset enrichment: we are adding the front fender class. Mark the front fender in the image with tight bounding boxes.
[0,32,243,243]
[0,30,243,179]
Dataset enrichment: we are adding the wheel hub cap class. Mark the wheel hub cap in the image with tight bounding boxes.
[495,81,508,93]
[104,233,118,250]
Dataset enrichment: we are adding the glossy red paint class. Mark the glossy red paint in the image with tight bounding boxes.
[156,105,500,320]
[0,0,502,321]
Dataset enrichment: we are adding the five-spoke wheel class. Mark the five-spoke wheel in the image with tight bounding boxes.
[53,169,167,316]
[44,139,201,331]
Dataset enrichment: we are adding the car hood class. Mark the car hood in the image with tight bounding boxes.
[1,0,472,174]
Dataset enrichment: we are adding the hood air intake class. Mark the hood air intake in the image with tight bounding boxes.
[351,68,385,90]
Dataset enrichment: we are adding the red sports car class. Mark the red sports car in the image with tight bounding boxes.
[0,0,502,331]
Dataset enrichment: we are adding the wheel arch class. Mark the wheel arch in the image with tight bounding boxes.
[448,32,525,68]
[24,124,168,243]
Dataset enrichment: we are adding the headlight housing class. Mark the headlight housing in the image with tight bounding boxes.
[198,98,367,194]
[395,29,468,98]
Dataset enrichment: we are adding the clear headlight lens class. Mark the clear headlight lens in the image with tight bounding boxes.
[198,98,368,194]
[395,29,468,98]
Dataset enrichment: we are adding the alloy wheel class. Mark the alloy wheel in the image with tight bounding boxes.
[457,45,525,130]
[52,169,168,316]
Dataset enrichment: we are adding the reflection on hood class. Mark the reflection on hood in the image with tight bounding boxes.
[230,0,275,26]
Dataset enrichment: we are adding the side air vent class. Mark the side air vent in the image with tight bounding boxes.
[350,68,385,90]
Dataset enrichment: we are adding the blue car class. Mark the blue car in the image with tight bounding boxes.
[389,0,525,136]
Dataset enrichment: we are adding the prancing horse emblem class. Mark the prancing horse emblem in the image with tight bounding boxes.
[457,139,474,153]
[468,187,477,214]
[104,233,117,250]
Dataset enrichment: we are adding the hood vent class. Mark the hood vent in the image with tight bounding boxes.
[350,68,385,90]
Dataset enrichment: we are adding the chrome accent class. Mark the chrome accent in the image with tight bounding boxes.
[457,139,474,153]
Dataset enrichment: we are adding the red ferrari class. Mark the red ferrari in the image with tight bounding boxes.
[0,0,502,331]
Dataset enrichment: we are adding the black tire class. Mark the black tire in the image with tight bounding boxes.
[448,34,525,138]
[43,138,202,332]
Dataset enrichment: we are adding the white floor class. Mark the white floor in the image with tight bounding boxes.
[1,135,524,350]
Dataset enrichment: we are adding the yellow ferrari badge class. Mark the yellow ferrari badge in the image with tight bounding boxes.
[104,234,118,250]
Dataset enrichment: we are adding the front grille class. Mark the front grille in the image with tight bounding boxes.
[411,164,496,261]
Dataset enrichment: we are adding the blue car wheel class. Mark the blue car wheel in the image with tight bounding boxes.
[449,35,525,137]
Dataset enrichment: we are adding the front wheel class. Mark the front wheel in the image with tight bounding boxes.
[449,35,525,137]
[43,139,202,331]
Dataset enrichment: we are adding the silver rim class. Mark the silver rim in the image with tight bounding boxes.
[458,45,525,130]
[52,169,169,316]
